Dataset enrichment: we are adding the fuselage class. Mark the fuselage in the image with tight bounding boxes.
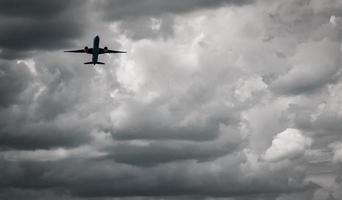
[65,34,125,65]
[92,35,100,63]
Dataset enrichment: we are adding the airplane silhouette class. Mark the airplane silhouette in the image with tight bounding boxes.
[64,35,126,65]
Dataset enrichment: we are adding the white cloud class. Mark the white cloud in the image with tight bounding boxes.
[329,142,342,163]
[264,128,312,162]
[233,75,267,102]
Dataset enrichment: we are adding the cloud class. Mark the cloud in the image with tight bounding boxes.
[270,38,342,95]
[0,53,113,150]
[263,128,312,162]
[0,0,89,59]
[0,152,315,198]
[330,142,342,163]
[104,124,243,166]
[113,15,176,41]
[98,0,254,41]
[1,0,342,199]
[0,0,81,18]
[0,61,33,107]
[97,0,253,20]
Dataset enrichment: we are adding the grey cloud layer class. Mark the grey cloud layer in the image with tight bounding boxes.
[1,0,342,199]
[0,0,253,59]
[97,0,252,20]
[0,61,32,107]
[0,0,87,59]
[0,0,79,18]
[0,156,316,198]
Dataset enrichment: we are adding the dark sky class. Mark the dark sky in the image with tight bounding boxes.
[1,0,342,199]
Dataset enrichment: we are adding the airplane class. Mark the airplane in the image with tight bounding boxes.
[64,35,126,65]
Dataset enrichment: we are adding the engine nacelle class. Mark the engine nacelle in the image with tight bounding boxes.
[84,46,89,53]
[104,47,108,52]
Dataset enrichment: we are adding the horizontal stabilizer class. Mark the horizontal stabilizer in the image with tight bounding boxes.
[84,61,105,65]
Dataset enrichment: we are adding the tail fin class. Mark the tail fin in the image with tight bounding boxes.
[84,61,105,65]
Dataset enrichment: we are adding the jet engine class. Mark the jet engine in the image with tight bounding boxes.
[84,46,89,53]
[104,47,108,52]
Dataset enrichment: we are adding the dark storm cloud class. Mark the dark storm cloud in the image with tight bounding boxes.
[0,57,98,150]
[0,159,58,189]
[0,123,91,150]
[97,0,252,20]
[109,101,239,142]
[104,139,240,166]
[0,0,88,59]
[0,0,78,19]
[1,0,342,199]
[0,157,316,199]
[112,123,219,141]
[0,18,82,55]
[0,61,32,107]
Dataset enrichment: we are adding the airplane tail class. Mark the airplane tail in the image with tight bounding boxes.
[84,61,105,65]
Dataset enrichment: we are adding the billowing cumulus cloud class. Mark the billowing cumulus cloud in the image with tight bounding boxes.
[263,128,312,162]
[270,38,342,95]
[331,142,342,163]
[0,0,342,199]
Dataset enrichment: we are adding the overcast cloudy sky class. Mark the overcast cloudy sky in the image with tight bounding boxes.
[0,0,342,199]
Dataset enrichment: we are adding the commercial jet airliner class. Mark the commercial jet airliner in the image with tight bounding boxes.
[64,35,126,65]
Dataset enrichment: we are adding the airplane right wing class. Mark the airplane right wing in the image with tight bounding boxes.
[99,48,126,54]
[106,50,127,54]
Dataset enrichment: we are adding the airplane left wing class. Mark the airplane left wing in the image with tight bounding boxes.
[64,49,86,53]
[99,48,126,54]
